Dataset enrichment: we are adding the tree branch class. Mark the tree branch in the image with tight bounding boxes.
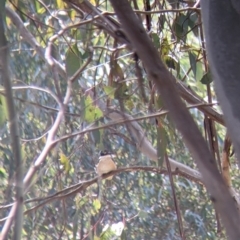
[0,2,23,240]
[109,0,240,239]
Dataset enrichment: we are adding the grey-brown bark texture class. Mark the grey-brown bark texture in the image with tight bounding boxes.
[201,1,240,168]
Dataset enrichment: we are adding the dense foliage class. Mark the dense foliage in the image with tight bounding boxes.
[0,0,236,239]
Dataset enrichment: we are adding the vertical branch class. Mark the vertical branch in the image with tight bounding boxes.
[0,2,23,240]
[199,12,221,170]
[165,154,185,239]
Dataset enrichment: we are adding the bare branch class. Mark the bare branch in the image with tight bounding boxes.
[5,6,66,77]
[0,3,23,240]
[107,109,202,181]
[0,165,202,219]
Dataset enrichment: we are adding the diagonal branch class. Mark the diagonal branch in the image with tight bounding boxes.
[65,0,224,126]
[107,109,201,181]
[5,6,66,77]
[109,0,240,239]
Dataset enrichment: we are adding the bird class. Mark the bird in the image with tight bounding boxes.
[96,150,117,180]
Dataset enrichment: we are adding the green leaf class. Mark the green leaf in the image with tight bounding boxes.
[75,195,88,209]
[83,95,103,123]
[160,38,170,56]
[174,22,183,41]
[115,64,124,79]
[200,71,212,85]
[0,167,7,178]
[100,224,114,240]
[164,56,179,73]
[93,199,101,212]
[189,51,197,78]
[103,85,115,99]
[56,0,65,9]
[195,61,204,82]
[66,44,82,77]
[109,60,124,88]
[156,121,167,167]
[37,7,46,14]
[188,12,199,37]
[151,32,160,49]
[125,99,134,110]
[59,152,71,173]
[92,129,103,145]
[173,13,188,42]
[114,82,128,99]
[0,95,8,127]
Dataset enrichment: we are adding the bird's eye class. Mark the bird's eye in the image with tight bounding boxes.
[104,150,107,154]
[100,150,106,156]
[99,149,110,156]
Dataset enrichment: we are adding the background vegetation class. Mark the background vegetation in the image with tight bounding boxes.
[0,0,237,239]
